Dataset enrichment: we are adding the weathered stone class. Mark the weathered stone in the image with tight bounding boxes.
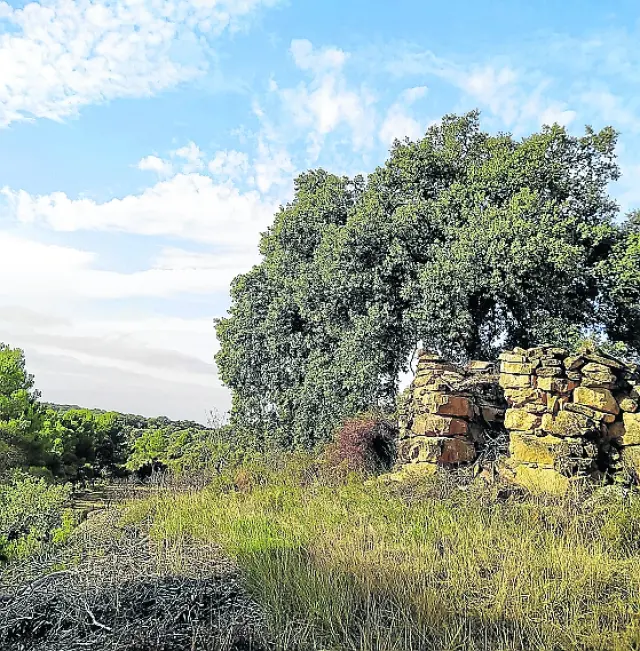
[412,414,469,437]
[583,353,624,370]
[509,433,584,468]
[503,388,546,407]
[527,347,546,358]
[400,436,476,465]
[617,396,638,413]
[622,413,640,446]
[581,377,617,390]
[563,356,586,371]
[582,362,612,376]
[498,352,527,363]
[573,387,620,415]
[541,357,563,367]
[418,393,474,419]
[536,366,564,378]
[536,377,577,394]
[566,371,583,381]
[547,395,569,415]
[523,403,548,415]
[548,410,597,437]
[564,402,616,424]
[500,361,538,375]
[505,409,542,432]
[468,360,495,373]
[499,373,532,389]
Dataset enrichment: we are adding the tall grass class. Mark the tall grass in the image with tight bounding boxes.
[125,456,640,650]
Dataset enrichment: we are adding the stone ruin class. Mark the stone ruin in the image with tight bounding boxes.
[396,346,640,493]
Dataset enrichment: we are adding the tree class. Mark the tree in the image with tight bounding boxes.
[0,344,45,475]
[216,112,635,448]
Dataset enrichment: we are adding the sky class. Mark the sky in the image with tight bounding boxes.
[0,0,639,423]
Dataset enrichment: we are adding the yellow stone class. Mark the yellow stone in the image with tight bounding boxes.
[549,410,595,437]
[400,436,476,465]
[618,396,639,413]
[419,393,474,418]
[621,413,640,446]
[500,361,538,375]
[504,408,541,432]
[573,387,620,415]
[412,414,469,437]
[499,373,532,389]
[508,433,582,468]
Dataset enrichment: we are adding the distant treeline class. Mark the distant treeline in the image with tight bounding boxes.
[0,343,226,483]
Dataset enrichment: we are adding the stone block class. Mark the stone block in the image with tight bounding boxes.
[412,414,469,437]
[563,356,586,371]
[541,357,563,367]
[500,361,538,375]
[509,433,587,469]
[537,377,577,394]
[418,393,474,419]
[480,405,505,423]
[499,373,532,389]
[621,413,640,446]
[400,436,476,465]
[503,388,545,407]
[583,353,624,370]
[573,387,620,415]
[498,352,527,363]
[617,396,638,413]
[468,360,495,373]
[546,410,597,437]
[536,366,564,378]
[564,402,616,424]
[505,408,542,432]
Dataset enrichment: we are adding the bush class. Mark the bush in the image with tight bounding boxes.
[324,414,397,475]
[0,472,73,562]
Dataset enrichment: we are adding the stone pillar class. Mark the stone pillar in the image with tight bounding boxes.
[499,345,640,493]
[397,352,478,474]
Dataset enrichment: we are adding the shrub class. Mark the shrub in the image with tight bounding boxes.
[324,414,397,475]
[0,472,73,562]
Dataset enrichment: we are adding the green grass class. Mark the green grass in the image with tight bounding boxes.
[122,456,640,650]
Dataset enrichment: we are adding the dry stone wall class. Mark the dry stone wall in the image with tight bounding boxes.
[396,346,640,492]
[499,345,640,493]
[396,352,506,474]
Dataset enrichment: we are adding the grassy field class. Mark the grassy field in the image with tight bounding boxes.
[116,455,640,651]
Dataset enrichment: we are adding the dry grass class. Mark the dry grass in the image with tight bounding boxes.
[135,456,640,651]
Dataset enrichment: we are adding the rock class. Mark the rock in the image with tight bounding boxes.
[546,410,597,437]
[467,360,495,373]
[582,362,613,375]
[547,347,569,357]
[500,361,539,375]
[622,413,640,446]
[505,409,542,432]
[400,436,476,465]
[536,366,564,378]
[564,402,616,424]
[480,405,505,423]
[583,353,625,370]
[563,356,586,371]
[509,433,585,468]
[617,396,638,413]
[536,377,578,394]
[411,414,469,437]
[499,373,532,389]
[541,357,563,367]
[503,388,546,407]
[418,393,474,419]
[498,352,527,363]
[573,387,620,415]
[566,371,583,381]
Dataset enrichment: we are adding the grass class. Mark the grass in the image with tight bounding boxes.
[114,455,640,651]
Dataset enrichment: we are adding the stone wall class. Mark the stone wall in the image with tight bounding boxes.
[396,352,506,474]
[498,345,640,493]
[396,346,640,492]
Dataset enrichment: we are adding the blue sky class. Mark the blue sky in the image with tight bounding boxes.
[0,0,638,422]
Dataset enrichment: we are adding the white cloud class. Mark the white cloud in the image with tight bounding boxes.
[173,141,204,172]
[278,39,377,159]
[138,155,174,177]
[0,0,283,127]
[3,171,277,246]
[379,86,428,145]
[208,150,250,180]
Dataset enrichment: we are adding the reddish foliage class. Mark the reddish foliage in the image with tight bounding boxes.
[325,415,397,475]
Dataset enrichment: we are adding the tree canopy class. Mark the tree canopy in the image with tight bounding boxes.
[215,111,640,449]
